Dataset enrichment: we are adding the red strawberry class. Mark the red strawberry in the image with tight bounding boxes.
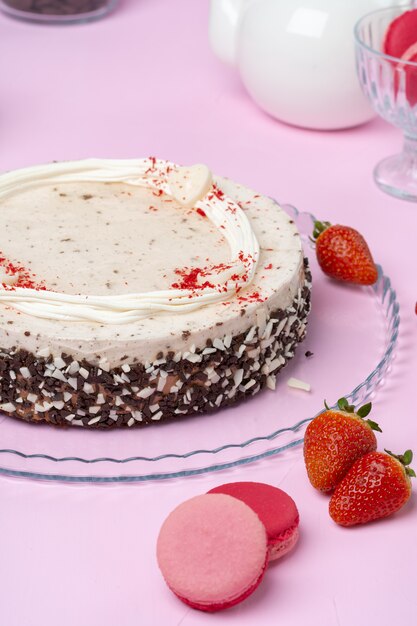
[329,449,415,526]
[304,398,381,492]
[312,221,378,286]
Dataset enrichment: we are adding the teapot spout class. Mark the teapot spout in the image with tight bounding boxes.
[209,0,251,66]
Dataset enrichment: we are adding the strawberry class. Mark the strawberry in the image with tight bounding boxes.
[304,398,381,492]
[329,449,415,526]
[312,221,378,285]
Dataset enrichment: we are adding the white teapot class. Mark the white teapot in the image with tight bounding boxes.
[209,0,411,129]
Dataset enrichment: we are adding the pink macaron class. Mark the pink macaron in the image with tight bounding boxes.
[156,493,268,612]
[208,482,300,561]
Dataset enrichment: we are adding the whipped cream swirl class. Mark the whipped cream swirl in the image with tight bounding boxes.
[0,158,260,324]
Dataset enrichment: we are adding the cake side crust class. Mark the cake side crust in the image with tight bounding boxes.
[0,261,311,428]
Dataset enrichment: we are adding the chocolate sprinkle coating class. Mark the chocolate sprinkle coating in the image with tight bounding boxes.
[0,261,311,429]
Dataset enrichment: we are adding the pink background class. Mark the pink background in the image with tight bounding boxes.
[0,1,416,624]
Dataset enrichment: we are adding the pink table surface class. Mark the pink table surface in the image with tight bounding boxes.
[0,1,416,624]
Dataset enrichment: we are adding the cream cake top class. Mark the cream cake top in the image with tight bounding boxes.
[0,158,304,366]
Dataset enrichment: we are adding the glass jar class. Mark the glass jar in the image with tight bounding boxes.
[0,0,118,23]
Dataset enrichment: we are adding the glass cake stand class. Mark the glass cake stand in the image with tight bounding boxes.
[0,206,400,483]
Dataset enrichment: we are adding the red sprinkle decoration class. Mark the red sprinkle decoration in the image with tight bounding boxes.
[237,291,266,304]
[196,208,207,218]
[264,263,273,270]
[171,250,260,301]
[0,254,46,291]
[171,267,216,292]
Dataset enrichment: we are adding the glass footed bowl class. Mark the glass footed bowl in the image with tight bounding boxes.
[355,6,417,201]
[0,206,400,483]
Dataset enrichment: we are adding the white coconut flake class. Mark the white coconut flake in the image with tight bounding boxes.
[67,361,80,375]
[213,338,225,351]
[35,402,52,413]
[202,347,216,355]
[244,326,256,344]
[233,369,244,387]
[185,353,202,363]
[266,375,276,391]
[287,377,311,392]
[276,319,286,334]
[53,357,67,370]
[137,387,154,399]
[19,367,31,379]
[50,369,67,383]
[0,402,15,412]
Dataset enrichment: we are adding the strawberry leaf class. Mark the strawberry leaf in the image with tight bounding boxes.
[357,402,372,418]
[337,397,348,411]
[311,220,331,241]
[385,449,415,477]
[403,450,413,465]
[365,419,382,433]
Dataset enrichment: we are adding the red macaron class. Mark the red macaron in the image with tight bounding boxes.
[208,482,300,561]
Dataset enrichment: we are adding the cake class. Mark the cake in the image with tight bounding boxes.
[0,157,311,428]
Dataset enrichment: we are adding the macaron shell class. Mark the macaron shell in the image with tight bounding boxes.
[268,525,300,561]
[176,562,267,612]
[383,9,417,59]
[157,494,268,611]
[208,482,299,560]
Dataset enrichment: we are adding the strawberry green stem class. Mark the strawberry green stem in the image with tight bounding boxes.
[325,397,382,432]
[311,220,331,242]
[385,449,416,478]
